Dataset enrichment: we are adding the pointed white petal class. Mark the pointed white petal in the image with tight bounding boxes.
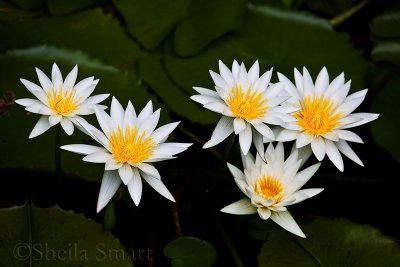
[142,173,175,202]
[110,96,124,125]
[138,163,161,179]
[311,137,326,161]
[257,207,272,220]
[203,116,234,149]
[302,67,314,97]
[325,140,344,171]
[96,170,121,212]
[20,78,48,104]
[254,69,272,91]
[287,163,321,194]
[15,98,41,107]
[118,163,134,185]
[94,107,114,136]
[336,129,363,143]
[218,60,235,88]
[296,132,313,148]
[137,101,153,125]
[239,123,252,155]
[276,129,299,142]
[220,198,257,215]
[270,211,305,238]
[74,76,94,93]
[150,122,179,144]
[29,115,52,138]
[233,118,246,134]
[61,144,106,155]
[153,142,191,156]
[105,159,122,170]
[289,188,324,205]
[325,72,345,98]
[60,118,74,135]
[227,163,245,181]
[293,68,304,93]
[252,130,265,160]
[128,169,142,206]
[336,140,364,166]
[84,94,110,105]
[35,67,53,93]
[314,67,329,95]
[51,63,63,91]
[63,65,78,90]
[191,94,221,105]
[192,86,219,97]
[277,72,301,100]
[49,114,62,126]
[83,151,111,163]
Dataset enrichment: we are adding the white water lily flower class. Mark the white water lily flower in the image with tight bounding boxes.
[221,143,323,238]
[61,97,192,212]
[276,67,379,171]
[191,60,295,155]
[15,63,109,138]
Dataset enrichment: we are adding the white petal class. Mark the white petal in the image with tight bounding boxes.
[20,78,48,104]
[339,113,379,129]
[336,129,363,143]
[203,116,234,149]
[336,140,364,166]
[252,130,265,160]
[257,207,271,220]
[35,67,53,93]
[270,211,305,238]
[302,67,314,97]
[314,67,329,96]
[25,103,53,115]
[63,65,78,90]
[264,82,284,99]
[118,163,134,185]
[83,151,111,163]
[84,94,110,105]
[74,76,94,93]
[277,72,301,100]
[191,94,220,105]
[153,142,191,156]
[276,129,299,142]
[94,107,114,136]
[220,198,257,215]
[331,80,351,104]
[325,72,345,98]
[321,131,339,142]
[219,60,235,88]
[311,137,326,161]
[110,96,125,125]
[60,144,106,155]
[15,98,41,107]
[210,71,228,97]
[151,122,180,144]
[51,63,63,91]
[138,163,161,179]
[339,89,368,116]
[239,123,252,155]
[29,115,52,138]
[96,170,121,212]
[294,68,304,94]
[192,86,219,97]
[203,101,228,114]
[49,114,62,126]
[137,101,154,125]
[289,188,324,205]
[123,101,137,128]
[232,60,240,81]
[247,60,259,84]
[296,132,313,148]
[254,69,273,91]
[60,118,74,135]
[287,163,321,194]
[253,123,275,140]
[139,109,160,138]
[127,169,142,206]
[227,162,245,181]
[105,159,122,170]
[142,173,175,202]
[325,140,344,171]
[233,117,246,134]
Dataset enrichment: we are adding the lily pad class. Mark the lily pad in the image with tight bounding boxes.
[370,8,400,38]
[138,51,218,125]
[0,202,134,266]
[371,41,400,63]
[0,8,142,68]
[371,74,400,163]
[47,0,107,15]
[164,236,217,267]
[114,0,191,50]
[173,0,247,56]
[0,0,37,21]
[258,217,400,266]
[164,4,369,93]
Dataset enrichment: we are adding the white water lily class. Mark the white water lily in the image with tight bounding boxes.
[191,60,295,155]
[276,67,379,171]
[221,143,323,237]
[61,97,192,212]
[15,63,109,138]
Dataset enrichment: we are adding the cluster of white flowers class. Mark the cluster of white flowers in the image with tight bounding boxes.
[16,63,192,212]
[16,61,378,238]
[191,60,378,237]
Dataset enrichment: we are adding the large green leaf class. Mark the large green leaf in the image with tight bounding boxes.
[371,41,400,63]
[164,4,369,93]
[8,0,44,10]
[0,46,169,182]
[47,0,108,15]
[0,8,142,68]
[164,237,217,267]
[258,217,400,266]
[173,0,247,56]
[114,0,191,50]
[371,74,400,163]
[0,202,134,266]
[0,0,37,21]
[370,8,400,38]
[138,51,218,125]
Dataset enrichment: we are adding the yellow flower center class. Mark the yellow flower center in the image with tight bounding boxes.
[294,96,343,136]
[227,84,268,120]
[47,87,79,115]
[255,176,284,204]
[109,126,156,164]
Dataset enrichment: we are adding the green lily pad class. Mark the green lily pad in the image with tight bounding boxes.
[0,45,170,182]
[371,74,400,163]
[164,236,217,267]
[138,51,218,125]
[114,0,191,50]
[8,0,44,10]
[0,0,37,21]
[0,202,134,266]
[173,0,247,56]
[164,4,369,93]
[0,8,142,68]
[370,7,400,38]
[258,217,400,266]
[47,0,107,15]
[371,41,400,63]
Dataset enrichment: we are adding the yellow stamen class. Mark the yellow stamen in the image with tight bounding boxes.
[109,126,156,164]
[255,176,284,204]
[294,96,343,136]
[227,84,268,120]
[47,87,79,115]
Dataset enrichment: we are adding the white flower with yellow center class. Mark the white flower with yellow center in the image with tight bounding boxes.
[61,97,192,212]
[15,63,109,138]
[191,60,295,155]
[221,143,323,237]
[276,67,379,171]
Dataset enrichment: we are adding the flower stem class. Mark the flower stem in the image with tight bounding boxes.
[55,126,62,183]
[330,0,368,27]
[218,134,235,172]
